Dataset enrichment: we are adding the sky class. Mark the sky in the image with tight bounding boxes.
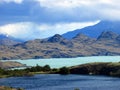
[0,0,119,40]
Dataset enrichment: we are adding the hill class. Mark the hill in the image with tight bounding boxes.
[70,62,120,77]
[0,31,120,60]
[0,61,26,69]
[0,34,22,45]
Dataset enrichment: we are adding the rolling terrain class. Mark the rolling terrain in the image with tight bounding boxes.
[0,31,120,60]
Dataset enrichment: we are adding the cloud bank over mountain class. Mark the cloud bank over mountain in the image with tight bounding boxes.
[0,0,119,40]
[0,21,98,40]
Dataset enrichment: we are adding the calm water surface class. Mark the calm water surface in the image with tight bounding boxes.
[0,74,120,90]
[4,56,120,68]
[1,56,120,90]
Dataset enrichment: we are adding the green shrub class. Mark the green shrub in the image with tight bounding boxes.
[43,65,51,71]
[59,67,70,75]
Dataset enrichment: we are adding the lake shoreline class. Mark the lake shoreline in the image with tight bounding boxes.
[0,62,120,90]
[0,62,120,78]
[2,56,120,69]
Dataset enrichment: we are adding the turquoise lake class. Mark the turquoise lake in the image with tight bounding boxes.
[5,56,120,68]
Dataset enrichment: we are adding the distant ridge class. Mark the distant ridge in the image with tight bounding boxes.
[62,21,120,39]
[1,31,120,60]
[0,34,21,45]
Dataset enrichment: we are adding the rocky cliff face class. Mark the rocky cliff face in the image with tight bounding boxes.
[0,31,120,60]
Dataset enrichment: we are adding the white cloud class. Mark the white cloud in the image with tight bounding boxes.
[0,22,41,40]
[36,0,120,21]
[0,0,23,4]
[37,0,119,8]
[0,21,99,40]
[37,0,95,8]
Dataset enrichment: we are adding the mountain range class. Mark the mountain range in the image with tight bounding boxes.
[0,20,120,60]
[1,20,120,44]
[0,30,120,60]
[62,21,120,39]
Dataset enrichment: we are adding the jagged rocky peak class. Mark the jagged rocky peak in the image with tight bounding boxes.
[48,34,65,43]
[97,31,119,40]
[73,33,90,40]
[47,34,73,47]
[72,33,95,44]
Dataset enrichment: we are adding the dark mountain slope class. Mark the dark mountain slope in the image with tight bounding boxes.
[62,21,120,39]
